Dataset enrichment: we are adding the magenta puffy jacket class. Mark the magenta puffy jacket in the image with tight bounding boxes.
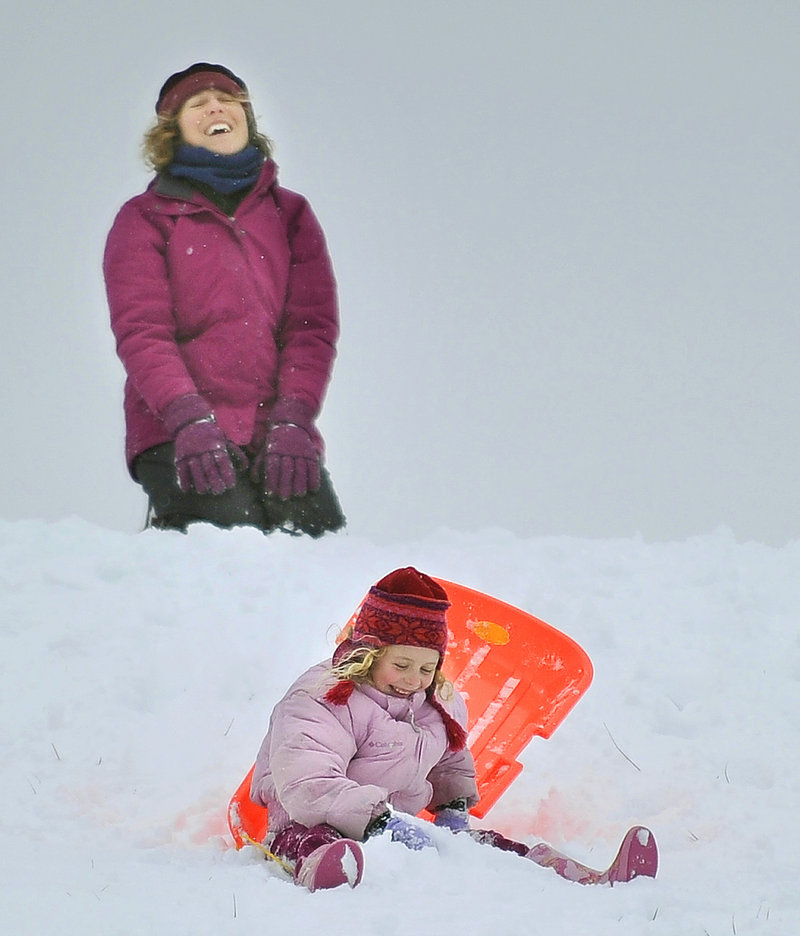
[103,160,339,471]
[250,662,479,840]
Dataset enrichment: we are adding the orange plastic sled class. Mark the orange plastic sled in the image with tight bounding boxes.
[228,578,593,848]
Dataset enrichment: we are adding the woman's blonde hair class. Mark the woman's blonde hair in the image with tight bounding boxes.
[141,94,273,172]
[330,642,454,701]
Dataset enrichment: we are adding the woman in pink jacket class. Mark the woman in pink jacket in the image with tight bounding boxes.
[249,567,659,892]
[104,63,344,536]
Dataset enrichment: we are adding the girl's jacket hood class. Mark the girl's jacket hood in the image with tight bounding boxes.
[250,662,479,841]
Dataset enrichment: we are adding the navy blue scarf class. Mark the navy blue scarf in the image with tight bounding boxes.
[168,144,264,194]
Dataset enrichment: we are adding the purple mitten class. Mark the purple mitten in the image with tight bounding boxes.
[266,424,320,499]
[174,420,239,495]
[249,397,322,499]
[250,424,321,500]
[433,799,471,833]
[162,395,239,496]
[383,815,436,851]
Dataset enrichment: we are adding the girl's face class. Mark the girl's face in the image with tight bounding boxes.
[370,645,440,698]
[177,89,249,155]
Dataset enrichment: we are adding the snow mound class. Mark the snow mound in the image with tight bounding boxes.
[2,519,798,934]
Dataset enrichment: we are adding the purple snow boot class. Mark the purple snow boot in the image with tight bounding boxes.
[602,826,658,884]
[294,839,365,892]
[527,826,658,886]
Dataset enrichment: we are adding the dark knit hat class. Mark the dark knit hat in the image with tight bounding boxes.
[325,568,467,751]
[156,62,248,117]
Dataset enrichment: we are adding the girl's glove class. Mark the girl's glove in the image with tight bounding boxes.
[365,811,435,851]
[433,798,471,832]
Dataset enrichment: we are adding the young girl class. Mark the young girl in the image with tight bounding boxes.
[250,567,658,891]
[104,63,344,536]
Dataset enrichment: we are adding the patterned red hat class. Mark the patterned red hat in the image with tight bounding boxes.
[332,567,450,666]
[326,568,467,751]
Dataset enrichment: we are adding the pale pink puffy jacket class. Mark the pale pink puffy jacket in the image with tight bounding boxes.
[250,662,479,840]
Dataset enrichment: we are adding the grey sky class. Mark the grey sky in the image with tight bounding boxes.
[2,1,797,544]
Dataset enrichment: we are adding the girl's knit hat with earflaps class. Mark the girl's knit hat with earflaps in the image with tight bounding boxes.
[324,567,467,752]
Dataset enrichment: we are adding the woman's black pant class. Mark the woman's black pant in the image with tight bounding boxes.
[133,443,345,538]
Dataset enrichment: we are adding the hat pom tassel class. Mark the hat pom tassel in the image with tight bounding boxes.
[429,695,467,752]
[324,679,356,706]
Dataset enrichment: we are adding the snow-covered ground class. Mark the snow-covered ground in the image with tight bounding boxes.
[2,519,798,934]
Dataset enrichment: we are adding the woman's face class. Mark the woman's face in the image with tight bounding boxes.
[177,89,249,155]
[370,645,440,698]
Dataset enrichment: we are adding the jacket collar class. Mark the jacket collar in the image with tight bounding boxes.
[357,681,427,716]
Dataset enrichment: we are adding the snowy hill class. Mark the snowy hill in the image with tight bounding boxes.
[2,519,798,934]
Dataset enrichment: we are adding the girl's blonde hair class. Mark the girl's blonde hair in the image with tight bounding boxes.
[330,642,454,701]
[141,94,274,172]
